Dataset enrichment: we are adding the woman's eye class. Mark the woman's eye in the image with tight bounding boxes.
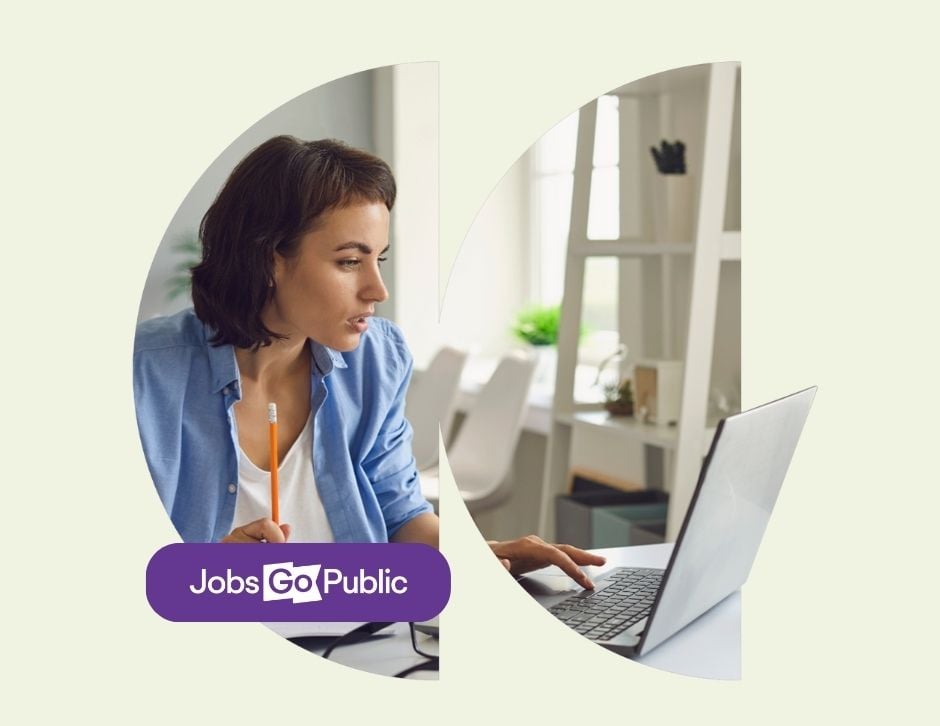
[337,256,387,269]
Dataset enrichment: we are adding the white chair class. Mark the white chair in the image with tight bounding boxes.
[420,352,537,513]
[405,346,468,471]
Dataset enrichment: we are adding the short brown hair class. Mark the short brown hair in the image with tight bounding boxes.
[191,135,396,348]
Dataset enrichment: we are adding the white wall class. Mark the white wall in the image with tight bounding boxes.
[137,71,376,321]
[385,63,440,368]
[440,154,530,359]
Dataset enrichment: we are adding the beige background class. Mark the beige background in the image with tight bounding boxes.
[3,0,939,722]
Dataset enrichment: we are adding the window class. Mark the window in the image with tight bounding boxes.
[531,96,621,370]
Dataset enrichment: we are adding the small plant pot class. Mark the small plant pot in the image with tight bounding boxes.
[530,344,557,386]
[604,401,634,417]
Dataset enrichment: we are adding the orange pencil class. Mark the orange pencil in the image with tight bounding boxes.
[268,402,280,524]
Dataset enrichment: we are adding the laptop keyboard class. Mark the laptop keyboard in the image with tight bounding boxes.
[548,567,663,642]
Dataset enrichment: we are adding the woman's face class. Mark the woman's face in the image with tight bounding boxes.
[266,201,390,351]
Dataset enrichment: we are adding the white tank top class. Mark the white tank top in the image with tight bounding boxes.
[233,414,335,542]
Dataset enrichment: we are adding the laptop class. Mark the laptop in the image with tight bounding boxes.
[523,387,816,657]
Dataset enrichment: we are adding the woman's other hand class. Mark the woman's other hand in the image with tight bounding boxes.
[488,535,606,589]
[221,518,292,543]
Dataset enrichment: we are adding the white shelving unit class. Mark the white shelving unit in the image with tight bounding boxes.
[537,62,741,542]
[572,411,717,453]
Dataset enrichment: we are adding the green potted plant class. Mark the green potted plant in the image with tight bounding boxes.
[511,305,561,385]
[604,377,635,417]
[511,305,561,347]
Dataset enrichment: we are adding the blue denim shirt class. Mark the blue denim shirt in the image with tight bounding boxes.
[133,309,432,543]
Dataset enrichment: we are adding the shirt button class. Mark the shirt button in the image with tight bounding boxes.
[227,483,237,494]
[223,386,230,395]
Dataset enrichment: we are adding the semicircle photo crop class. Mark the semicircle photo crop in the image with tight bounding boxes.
[134,63,443,679]
[438,62,756,680]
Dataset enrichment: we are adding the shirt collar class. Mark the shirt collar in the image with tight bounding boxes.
[204,323,240,394]
[310,339,348,374]
[203,322,347,394]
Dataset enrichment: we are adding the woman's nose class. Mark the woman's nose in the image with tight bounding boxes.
[361,263,389,303]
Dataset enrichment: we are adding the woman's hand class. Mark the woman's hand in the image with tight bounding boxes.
[488,535,606,589]
[221,518,292,543]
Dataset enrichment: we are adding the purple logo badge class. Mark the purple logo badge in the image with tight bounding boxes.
[147,543,450,622]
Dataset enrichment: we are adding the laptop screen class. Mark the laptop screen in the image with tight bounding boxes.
[639,387,816,655]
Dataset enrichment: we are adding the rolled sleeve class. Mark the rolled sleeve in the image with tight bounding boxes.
[362,338,433,537]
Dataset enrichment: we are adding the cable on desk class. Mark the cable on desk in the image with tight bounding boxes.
[321,622,394,659]
[391,622,440,678]
[408,621,439,660]
[394,659,439,678]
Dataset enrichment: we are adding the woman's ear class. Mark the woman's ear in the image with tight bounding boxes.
[271,251,286,288]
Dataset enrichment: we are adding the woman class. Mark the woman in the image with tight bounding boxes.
[134,136,602,584]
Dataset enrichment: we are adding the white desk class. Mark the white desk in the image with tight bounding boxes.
[523,543,741,680]
[284,622,438,679]
[452,357,605,435]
